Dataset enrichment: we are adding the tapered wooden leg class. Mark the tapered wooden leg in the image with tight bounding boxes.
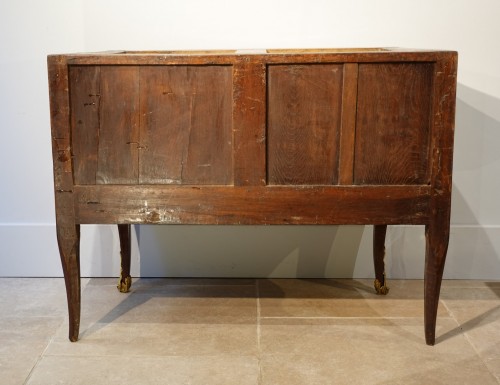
[117,224,132,293]
[424,221,450,345]
[373,225,389,295]
[56,223,81,342]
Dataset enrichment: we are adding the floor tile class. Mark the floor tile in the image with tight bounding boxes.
[78,278,257,325]
[26,355,259,385]
[0,355,39,385]
[259,279,449,318]
[0,316,63,356]
[441,287,500,382]
[0,316,64,385]
[48,278,258,357]
[259,318,498,385]
[47,322,258,357]
[441,280,500,289]
[0,278,68,318]
[1,278,499,385]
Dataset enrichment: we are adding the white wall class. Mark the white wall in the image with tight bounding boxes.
[1,0,499,279]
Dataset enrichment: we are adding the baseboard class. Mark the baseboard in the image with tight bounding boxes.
[0,223,61,276]
[0,224,139,277]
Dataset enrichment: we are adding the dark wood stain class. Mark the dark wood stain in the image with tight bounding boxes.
[354,63,434,184]
[267,64,343,185]
[69,66,100,184]
[97,66,140,184]
[70,65,233,185]
[74,185,431,225]
[232,60,267,186]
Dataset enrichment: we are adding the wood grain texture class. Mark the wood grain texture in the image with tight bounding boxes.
[117,224,131,293]
[373,224,388,292]
[55,211,81,342]
[97,66,140,184]
[48,56,73,191]
[233,60,267,186]
[69,65,233,185]
[354,63,434,185]
[74,185,430,225]
[424,53,458,345]
[338,63,358,184]
[48,56,81,341]
[69,66,100,184]
[63,49,450,67]
[268,64,343,185]
[139,66,233,184]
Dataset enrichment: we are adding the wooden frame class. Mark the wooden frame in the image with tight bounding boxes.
[48,48,457,345]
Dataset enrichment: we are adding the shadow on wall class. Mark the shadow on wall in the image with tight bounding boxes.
[137,225,372,278]
[386,83,500,280]
[85,84,500,280]
[446,83,500,279]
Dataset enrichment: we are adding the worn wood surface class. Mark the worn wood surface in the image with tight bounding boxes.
[98,66,140,184]
[74,185,431,225]
[373,224,388,294]
[49,49,458,344]
[424,54,457,345]
[139,65,233,184]
[338,63,358,185]
[48,56,81,342]
[232,61,267,186]
[70,65,233,185]
[267,64,343,184]
[62,49,453,66]
[117,224,131,293]
[69,66,100,185]
[354,63,434,184]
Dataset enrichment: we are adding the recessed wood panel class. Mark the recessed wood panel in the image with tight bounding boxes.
[97,66,140,184]
[70,66,141,185]
[267,64,343,185]
[69,65,232,185]
[139,66,233,184]
[354,63,433,185]
[69,66,100,185]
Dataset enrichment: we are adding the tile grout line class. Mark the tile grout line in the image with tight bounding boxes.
[256,279,263,385]
[440,299,499,383]
[22,317,66,385]
[259,316,454,319]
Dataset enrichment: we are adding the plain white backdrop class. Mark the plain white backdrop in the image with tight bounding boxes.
[1,0,499,279]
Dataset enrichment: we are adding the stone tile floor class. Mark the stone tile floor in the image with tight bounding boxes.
[0,278,499,384]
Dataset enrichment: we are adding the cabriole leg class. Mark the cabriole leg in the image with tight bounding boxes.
[117,224,132,293]
[424,221,450,345]
[56,222,81,342]
[373,224,389,295]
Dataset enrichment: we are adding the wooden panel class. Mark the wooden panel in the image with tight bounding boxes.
[354,63,433,184]
[429,55,457,199]
[69,66,100,184]
[267,64,343,185]
[338,63,358,184]
[97,66,140,184]
[233,61,267,186]
[139,66,233,184]
[74,185,430,225]
[48,56,73,192]
[64,49,446,67]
